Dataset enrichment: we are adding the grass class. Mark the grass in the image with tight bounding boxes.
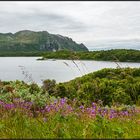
[0,97,140,138]
[0,110,140,138]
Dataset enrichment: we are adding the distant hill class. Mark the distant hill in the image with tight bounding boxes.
[88,39,140,51]
[0,30,88,52]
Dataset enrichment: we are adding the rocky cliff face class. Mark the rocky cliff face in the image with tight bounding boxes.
[0,30,88,52]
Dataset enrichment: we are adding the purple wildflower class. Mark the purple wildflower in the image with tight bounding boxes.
[73,98,76,102]
[79,105,84,109]
[92,102,96,109]
[54,100,58,104]
[4,104,15,109]
[45,106,51,112]
[0,101,4,106]
[60,98,66,105]
[110,109,116,113]
[91,109,95,114]
[109,114,114,119]
[50,104,55,109]
[43,117,47,122]
[124,111,128,116]
[67,105,72,111]
[41,109,45,114]
[47,107,51,112]
[55,107,59,112]
[98,108,101,113]
[86,107,90,112]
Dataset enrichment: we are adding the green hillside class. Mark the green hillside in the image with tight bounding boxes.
[0,30,88,53]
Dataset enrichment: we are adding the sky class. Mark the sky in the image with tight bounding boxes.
[0,1,140,48]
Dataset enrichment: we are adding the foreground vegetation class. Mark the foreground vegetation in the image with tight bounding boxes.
[0,99,140,138]
[0,67,140,138]
[41,67,140,107]
[41,49,140,62]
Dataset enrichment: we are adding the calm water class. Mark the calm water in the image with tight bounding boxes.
[0,57,140,85]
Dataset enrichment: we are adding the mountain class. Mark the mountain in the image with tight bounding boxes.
[0,30,88,52]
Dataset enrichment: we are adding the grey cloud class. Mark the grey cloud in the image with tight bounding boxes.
[9,12,89,33]
[0,1,140,49]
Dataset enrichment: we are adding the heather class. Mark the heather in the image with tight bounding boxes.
[0,98,140,138]
[0,67,140,138]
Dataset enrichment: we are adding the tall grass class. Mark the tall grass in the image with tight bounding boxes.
[0,101,140,138]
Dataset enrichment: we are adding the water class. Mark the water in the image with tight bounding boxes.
[0,57,140,85]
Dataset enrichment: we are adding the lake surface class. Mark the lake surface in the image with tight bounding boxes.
[0,57,140,85]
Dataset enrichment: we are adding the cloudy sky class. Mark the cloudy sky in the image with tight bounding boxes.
[0,1,140,48]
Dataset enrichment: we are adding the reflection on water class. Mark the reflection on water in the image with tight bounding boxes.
[0,57,139,85]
